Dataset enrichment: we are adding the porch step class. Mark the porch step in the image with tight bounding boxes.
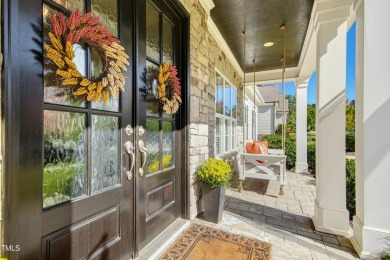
[136,218,190,260]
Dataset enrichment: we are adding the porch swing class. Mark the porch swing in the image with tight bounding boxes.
[239,26,288,195]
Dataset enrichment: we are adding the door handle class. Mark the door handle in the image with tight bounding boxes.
[139,140,148,177]
[124,141,135,181]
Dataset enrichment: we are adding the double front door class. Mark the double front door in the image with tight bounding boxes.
[4,0,187,259]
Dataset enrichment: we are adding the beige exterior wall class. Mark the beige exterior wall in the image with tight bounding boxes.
[178,0,244,219]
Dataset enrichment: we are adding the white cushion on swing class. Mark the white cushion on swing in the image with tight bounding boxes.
[259,144,268,155]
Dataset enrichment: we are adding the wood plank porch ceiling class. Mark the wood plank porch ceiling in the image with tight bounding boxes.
[210,0,314,72]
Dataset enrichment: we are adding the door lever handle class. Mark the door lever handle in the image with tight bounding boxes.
[124,141,135,181]
[138,140,148,177]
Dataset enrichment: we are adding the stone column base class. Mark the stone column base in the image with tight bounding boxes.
[295,162,308,173]
[351,216,390,258]
[313,199,352,237]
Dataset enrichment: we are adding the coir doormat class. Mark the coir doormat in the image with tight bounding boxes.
[159,223,272,260]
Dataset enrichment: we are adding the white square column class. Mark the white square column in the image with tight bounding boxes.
[295,80,309,173]
[350,0,390,257]
[312,0,352,237]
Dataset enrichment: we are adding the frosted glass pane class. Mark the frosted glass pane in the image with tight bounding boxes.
[146,1,160,62]
[146,119,160,174]
[145,61,160,117]
[91,115,120,192]
[91,0,120,112]
[91,48,119,112]
[43,110,86,208]
[91,0,118,37]
[162,122,173,169]
[162,17,173,64]
[43,5,86,107]
[52,0,85,12]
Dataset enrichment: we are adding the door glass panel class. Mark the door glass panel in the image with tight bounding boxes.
[162,17,173,64]
[146,119,160,174]
[91,115,120,192]
[43,110,86,208]
[43,5,86,107]
[52,0,85,12]
[162,122,173,169]
[91,0,120,112]
[162,112,173,119]
[91,0,118,37]
[216,73,224,114]
[145,61,160,117]
[146,1,160,62]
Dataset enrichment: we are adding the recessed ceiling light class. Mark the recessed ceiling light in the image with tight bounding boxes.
[264,42,274,47]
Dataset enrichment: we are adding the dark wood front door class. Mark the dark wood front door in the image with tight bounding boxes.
[4,0,135,259]
[3,0,188,258]
[135,0,188,250]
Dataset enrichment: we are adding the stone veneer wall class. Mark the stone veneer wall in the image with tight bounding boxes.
[178,0,244,219]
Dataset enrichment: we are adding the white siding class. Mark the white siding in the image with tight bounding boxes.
[275,112,283,129]
[247,108,253,139]
[244,97,256,140]
[257,105,274,135]
[275,112,289,130]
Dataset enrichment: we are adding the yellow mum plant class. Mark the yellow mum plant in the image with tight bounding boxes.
[197,158,232,188]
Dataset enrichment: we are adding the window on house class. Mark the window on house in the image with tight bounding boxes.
[215,72,237,155]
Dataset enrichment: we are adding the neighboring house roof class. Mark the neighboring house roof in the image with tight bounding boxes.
[257,86,279,103]
[276,93,289,112]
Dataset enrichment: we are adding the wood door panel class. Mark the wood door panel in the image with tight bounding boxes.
[142,203,176,248]
[136,0,188,251]
[4,0,136,258]
[146,169,175,190]
[146,180,175,218]
[42,187,121,236]
[89,242,121,260]
[43,205,120,260]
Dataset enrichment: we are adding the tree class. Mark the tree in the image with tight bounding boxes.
[286,95,296,132]
[346,100,355,132]
[307,104,316,131]
[286,95,296,125]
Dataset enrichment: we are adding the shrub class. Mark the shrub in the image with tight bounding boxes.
[197,158,232,188]
[307,143,316,176]
[261,134,282,149]
[285,139,296,170]
[346,159,356,219]
[275,124,283,135]
[261,134,296,170]
[346,133,355,152]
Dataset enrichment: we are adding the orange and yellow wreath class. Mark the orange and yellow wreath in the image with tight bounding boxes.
[45,9,129,103]
[157,62,182,114]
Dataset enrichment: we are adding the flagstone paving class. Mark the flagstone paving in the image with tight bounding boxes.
[197,172,360,260]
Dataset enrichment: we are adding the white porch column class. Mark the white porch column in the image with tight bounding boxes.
[351,0,390,257]
[312,0,352,236]
[295,80,309,173]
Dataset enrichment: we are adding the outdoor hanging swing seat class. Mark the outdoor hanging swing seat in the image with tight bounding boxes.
[239,26,289,196]
[240,141,287,195]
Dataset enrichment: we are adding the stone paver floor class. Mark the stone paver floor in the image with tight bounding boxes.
[197,172,359,260]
